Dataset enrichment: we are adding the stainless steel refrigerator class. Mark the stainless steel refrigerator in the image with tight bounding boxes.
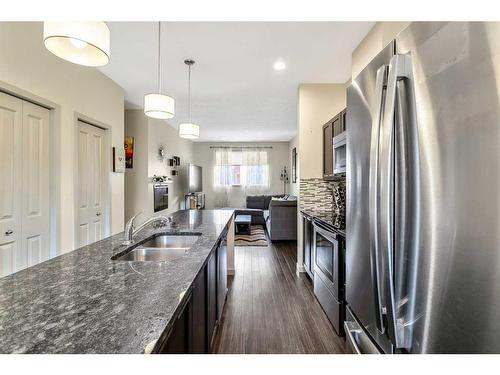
[345,22,500,354]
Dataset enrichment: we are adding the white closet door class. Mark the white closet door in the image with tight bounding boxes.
[77,121,106,247]
[0,92,22,277]
[21,101,50,268]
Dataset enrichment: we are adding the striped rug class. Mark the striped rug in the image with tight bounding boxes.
[235,225,269,246]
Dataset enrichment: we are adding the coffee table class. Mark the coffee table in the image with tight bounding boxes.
[235,215,252,235]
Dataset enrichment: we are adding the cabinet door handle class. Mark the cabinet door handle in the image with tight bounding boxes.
[96,212,101,217]
[5,230,14,236]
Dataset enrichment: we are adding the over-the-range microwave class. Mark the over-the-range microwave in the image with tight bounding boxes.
[332,131,346,176]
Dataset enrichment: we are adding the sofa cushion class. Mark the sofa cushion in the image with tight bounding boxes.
[246,195,267,209]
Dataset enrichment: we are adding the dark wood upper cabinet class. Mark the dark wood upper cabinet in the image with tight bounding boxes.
[323,108,347,180]
[323,120,334,178]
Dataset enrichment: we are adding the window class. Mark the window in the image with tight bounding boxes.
[213,148,269,187]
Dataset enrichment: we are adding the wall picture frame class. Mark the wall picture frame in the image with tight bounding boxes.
[113,147,126,173]
[124,136,134,169]
[292,147,297,183]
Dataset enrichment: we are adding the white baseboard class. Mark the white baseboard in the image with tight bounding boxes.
[296,263,305,276]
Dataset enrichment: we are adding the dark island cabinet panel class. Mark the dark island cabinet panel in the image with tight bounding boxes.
[158,230,229,354]
[192,266,207,353]
[217,235,228,321]
[207,250,218,348]
[158,292,192,353]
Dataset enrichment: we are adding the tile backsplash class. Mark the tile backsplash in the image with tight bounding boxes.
[300,178,346,214]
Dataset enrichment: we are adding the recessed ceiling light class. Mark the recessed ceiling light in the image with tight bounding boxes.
[273,60,286,71]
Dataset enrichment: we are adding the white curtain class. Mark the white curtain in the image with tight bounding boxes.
[241,147,270,196]
[212,147,271,207]
[213,147,232,207]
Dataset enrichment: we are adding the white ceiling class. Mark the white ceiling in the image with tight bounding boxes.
[99,22,374,142]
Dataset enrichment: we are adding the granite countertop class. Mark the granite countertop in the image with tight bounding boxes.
[0,209,233,354]
[300,208,346,237]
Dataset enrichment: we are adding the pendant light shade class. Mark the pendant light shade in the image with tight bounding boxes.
[144,22,175,120]
[179,122,200,139]
[43,22,110,67]
[179,59,200,139]
[144,93,175,119]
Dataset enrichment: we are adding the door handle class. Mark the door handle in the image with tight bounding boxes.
[380,53,415,350]
[5,229,14,236]
[368,64,388,334]
[96,212,101,216]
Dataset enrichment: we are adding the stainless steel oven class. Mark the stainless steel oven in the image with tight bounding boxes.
[153,183,169,212]
[332,132,346,176]
[313,219,345,335]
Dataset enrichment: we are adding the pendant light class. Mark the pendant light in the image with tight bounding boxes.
[43,22,110,67]
[144,22,175,120]
[179,59,200,139]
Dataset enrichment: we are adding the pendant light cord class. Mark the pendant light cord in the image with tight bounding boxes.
[158,21,162,94]
[188,63,191,123]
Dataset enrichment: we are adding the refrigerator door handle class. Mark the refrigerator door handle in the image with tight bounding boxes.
[368,65,388,334]
[380,53,414,349]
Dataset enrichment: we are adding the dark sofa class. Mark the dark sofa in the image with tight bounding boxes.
[234,194,297,241]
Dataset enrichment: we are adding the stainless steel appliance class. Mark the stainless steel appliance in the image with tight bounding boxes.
[153,183,168,212]
[346,22,500,353]
[332,132,346,176]
[313,219,345,335]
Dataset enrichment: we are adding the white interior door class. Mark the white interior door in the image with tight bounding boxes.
[77,121,107,247]
[0,92,22,277]
[0,92,50,277]
[21,101,50,268]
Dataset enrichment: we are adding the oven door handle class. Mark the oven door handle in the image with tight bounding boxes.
[312,220,337,240]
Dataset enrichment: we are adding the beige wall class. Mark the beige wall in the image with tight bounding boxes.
[0,22,125,254]
[298,84,346,179]
[148,118,195,217]
[352,22,411,79]
[124,110,195,224]
[124,111,149,223]
[193,142,291,209]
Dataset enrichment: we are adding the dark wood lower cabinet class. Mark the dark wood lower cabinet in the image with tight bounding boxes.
[207,250,218,348]
[191,266,207,353]
[217,236,228,321]
[158,292,192,353]
[158,232,228,354]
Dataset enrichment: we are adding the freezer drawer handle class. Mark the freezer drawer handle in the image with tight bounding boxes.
[344,321,363,354]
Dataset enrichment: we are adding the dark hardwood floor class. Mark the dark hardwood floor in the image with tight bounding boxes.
[212,240,346,354]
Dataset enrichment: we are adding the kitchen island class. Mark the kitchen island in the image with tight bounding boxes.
[0,209,234,353]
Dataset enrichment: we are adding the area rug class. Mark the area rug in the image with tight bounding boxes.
[235,225,269,246]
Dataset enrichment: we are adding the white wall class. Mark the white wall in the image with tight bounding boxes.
[193,142,291,209]
[124,110,195,224]
[0,22,125,254]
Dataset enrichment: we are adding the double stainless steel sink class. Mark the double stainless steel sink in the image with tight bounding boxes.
[112,234,200,262]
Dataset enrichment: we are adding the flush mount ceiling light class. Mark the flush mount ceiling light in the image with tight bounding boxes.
[273,60,287,71]
[43,22,110,67]
[179,59,200,139]
[144,22,175,120]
